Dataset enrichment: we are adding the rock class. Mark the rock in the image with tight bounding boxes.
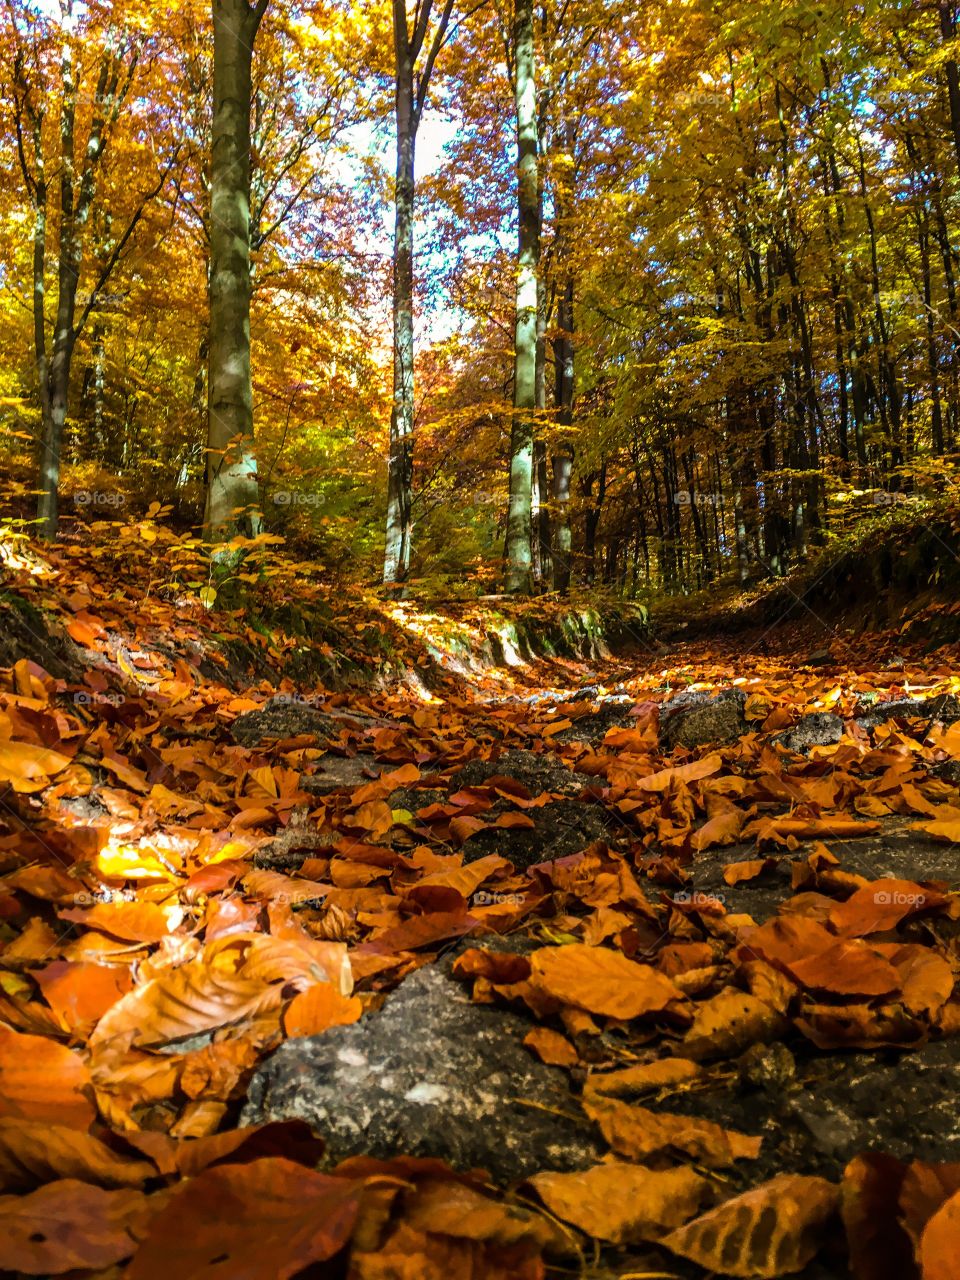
[449,750,590,798]
[241,964,601,1183]
[784,1039,960,1166]
[802,649,835,667]
[386,787,447,814]
[931,759,960,785]
[461,800,611,870]
[773,712,844,754]
[300,756,382,795]
[659,688,747,750]
[231,697,344,747]
[253,813,329,871]
[854,693,960,733]
[554,696,638,745]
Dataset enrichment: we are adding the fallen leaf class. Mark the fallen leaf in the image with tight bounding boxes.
[662,1173,839,1277]
[530,1161,708,1243]
[125,1156,360,1279]
[530,944,683,1020]
[283,982,363,1037]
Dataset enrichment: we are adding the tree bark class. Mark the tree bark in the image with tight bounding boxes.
[384,58,416,585]
[504,0,539,593]
[204,0,268,543]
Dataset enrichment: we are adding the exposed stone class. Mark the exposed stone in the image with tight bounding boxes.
[448,750,590,797]
[461,800,611,870]
[253,812,329,871]
[231,698,344,746]
[554,696,639,745]
[802,649,835,667]
[386,787,447,814]
[854,693,960,733]
[300,756,382,795]
[241,964,601,1184]
[773,712,844,754]
[659,688,747,749]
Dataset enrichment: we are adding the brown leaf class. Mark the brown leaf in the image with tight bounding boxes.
[530,1161,708,1244]
[33,960,133,1033]
[403,1177,563,1251]
[522,1026,578,1066]
[829,879,944,937]
[841,1153,916,1280]
[681,988,787,1060]
[585,1096,761,1166]
[0,1119,155,1191]
[786,941,902,998]
[89,963,284,1049]
[723,858,776,885]
[530,944,683,1020]
[919,1189,960,1280]
[0,1026,95,1129]
[0,1179,150,1273]
[283,982,363,1038]
[900,1160,960,1252]
[662,1173,839,1277]
[125,1156,360,1279]
[583,1058,702,1103]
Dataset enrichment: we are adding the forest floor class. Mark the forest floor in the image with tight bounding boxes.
[0,536,959,1277]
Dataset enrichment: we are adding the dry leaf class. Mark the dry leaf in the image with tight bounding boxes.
[530,1161,708,1243]
[662,1173,839,1276]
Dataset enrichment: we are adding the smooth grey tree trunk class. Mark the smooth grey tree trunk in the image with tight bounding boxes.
[504,0,539,593]
[204,0,269,543]
[552,274,575,592]
[383,0,455,590]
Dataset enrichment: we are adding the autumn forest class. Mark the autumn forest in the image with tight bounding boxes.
[6,0,960,1277]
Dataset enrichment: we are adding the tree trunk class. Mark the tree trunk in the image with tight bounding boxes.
[384,47,416,586]
[504,0,538,593]
[204,0,267,544]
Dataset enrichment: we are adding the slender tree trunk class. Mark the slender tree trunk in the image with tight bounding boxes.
[203,0,268,543]
[552,274,575,593]
[384,44,416,586]
[504,0,539,593]
[941,2,960,171]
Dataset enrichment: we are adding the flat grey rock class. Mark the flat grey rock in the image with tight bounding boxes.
[461,799,610,869]
[773,712,844,754]
[300,755,382,795]
[232,697,343,746]
[659,687,747,749]
[854,693,960,733]
[449,749,590,797]
[241,964,601,1184]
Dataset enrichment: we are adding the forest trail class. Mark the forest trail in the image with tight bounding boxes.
[2,544,960,1276]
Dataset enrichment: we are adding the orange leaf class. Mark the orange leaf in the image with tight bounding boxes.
[530,944,683,1020]
[125,1156,360,1280]
[0,1180,150,1273]
[662,1173,838,1277]
[0,1026,95,1129]
[283,983,362,1038]
[530,1162,708,1244]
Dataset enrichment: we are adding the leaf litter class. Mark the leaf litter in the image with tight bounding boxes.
[2,545,960,1274]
